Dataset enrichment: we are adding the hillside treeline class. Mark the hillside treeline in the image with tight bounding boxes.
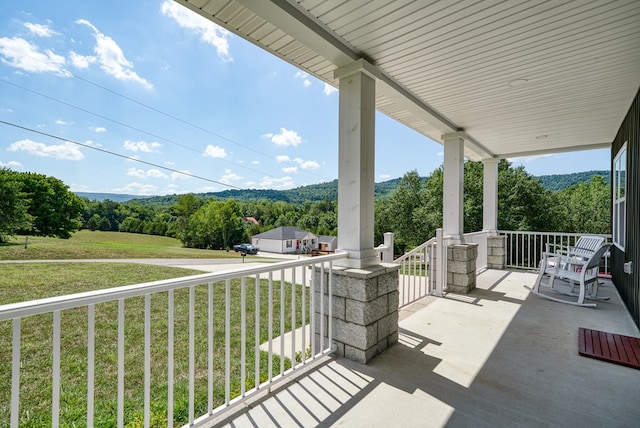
[1,161,610,253]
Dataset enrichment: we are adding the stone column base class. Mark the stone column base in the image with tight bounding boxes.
[447,243,478,294]
[487,235,507,269]
[314,263,400,364]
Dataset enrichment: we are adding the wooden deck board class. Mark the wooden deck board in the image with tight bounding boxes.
[578,328,640,370]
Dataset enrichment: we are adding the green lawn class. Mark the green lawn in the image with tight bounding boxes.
[0,230,245,260]
[0,262,308,427]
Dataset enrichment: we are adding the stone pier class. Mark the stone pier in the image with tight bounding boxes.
[446,243,478,294]
[314,263,400,364]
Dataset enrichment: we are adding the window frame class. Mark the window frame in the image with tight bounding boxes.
[613,143,627,251]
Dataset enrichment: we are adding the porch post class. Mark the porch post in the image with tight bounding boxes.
[334,59,378,269]
[442,132,465,241]
[314,59,399,364]
[482,158,499,233]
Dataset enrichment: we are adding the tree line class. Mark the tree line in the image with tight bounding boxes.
[0,161,610,253]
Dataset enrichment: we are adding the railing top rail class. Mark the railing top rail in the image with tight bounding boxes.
[394,237,437,263]
[0,252,348,321]
[498,230,612,239]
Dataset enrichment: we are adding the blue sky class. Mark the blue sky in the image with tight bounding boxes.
[0,1,610,196]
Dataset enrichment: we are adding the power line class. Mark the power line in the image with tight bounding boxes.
[0,119,243,190]
[0,42,333,182]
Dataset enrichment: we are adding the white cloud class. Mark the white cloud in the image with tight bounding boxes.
[123,140,161,153]
[0,36,69,76]
[126,168,146,178]
[8,139,83,160]
[276,155,290,162]
[252,160,260,165]
[161,0,232,62]
[92,126,106,133]
[269,128,302,147]
[55,119,73,125]
[171,170,191,180]
[203,144,227,158]
[0,160,22,168]
[76,19,152,89]
[127,167,169,179]
[323,83,337,95]
[220,169,242,184]
[379,174,391,180]
[282,166,298,173]
[1,107,14,113]
[297,159,319,170]
[83,140,102,148]
[165,161,175,165]
[112,182,158,195]
[295,71,311,87]
[258,176,295,189]
[24,22,58,38]
[147,169,167,178]
[69,51,96,69]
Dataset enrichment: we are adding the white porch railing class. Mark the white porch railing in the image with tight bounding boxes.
[393,237,437,307]
[499,231,612,274]
[0,252,346,428]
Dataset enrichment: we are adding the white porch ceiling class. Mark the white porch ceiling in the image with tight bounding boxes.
[176,0,640,161]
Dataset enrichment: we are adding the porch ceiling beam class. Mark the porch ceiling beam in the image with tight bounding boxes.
[499,142,612,160]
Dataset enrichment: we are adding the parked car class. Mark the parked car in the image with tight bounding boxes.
[233,243,258,255]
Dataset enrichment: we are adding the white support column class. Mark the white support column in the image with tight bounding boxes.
[483,158,499,233]
[442,132,465,241]
[334,59,378,268]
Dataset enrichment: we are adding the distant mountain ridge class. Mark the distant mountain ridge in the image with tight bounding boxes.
[76,170,609,204]
[537,170,609,191]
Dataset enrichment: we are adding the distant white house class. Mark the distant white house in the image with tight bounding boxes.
[251,226,319,254]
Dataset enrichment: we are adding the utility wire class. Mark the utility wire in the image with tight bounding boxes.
[0,42,332,181]
[0,119,242,190]
[0,78,270,178]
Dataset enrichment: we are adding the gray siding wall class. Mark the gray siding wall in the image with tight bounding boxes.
[611,88,639,327]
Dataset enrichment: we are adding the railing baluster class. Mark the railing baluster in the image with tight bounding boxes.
[11,318,20,428]
[225,279,231,405]
[291,267,296,367]
[320,262,325,354]
[280,269,285,375]
[328,261,333,350]
[208,282,213,413]
[254,274,260,389]
[301,265,307,365]
[167,290,174,427]
[311,265,316,358]
[144,295,151,428]
[117,299,124,428]
[87,304,95,427]
[188,286,195,425]
[241,276,246,397]
[52,310,61,428]
[268,272,273,382]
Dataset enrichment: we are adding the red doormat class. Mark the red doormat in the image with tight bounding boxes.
[578,327,640,370]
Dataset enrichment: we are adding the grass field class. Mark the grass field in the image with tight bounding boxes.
[0,230,245,260]
[0,232,302,427]
[0,263,307,427]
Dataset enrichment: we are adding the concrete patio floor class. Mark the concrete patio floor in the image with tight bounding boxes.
[209,269,640,428]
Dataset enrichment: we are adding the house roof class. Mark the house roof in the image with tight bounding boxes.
[253,226,316,240]
[318,235,336,244]
[177,0,640,160]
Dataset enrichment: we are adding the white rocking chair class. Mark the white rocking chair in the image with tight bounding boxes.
[526,242,612,308]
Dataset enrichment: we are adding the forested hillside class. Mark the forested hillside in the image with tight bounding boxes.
[77,170,608,205]
[537,170,609,191]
